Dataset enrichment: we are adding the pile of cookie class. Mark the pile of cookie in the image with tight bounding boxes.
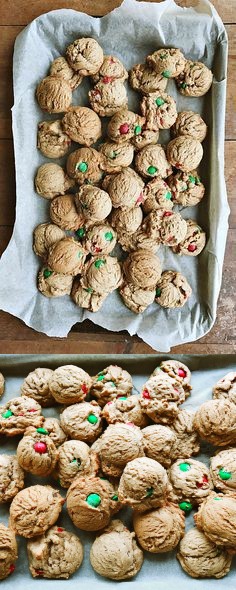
[0,363,236,581]
[33,39,212,313]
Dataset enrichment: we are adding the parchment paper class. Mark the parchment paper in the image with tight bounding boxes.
[0,353,235,589]
[0,0,229,351]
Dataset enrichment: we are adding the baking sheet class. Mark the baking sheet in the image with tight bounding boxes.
[0,353,236,589]
[0,0,229,351]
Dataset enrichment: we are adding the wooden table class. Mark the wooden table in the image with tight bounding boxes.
[0,0,235,354]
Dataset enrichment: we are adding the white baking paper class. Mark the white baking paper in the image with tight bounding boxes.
[0,0,229,351]
[0,353,235,589]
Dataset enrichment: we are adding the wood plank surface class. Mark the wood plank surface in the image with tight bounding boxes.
[0,0,235,354]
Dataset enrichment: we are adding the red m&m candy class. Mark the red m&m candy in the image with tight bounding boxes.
[81,383,88,394]
[34,442,47,454]
[142,390,150,399]
[119,123,129,134]
[188,243,197,252]
[178,368,187,378]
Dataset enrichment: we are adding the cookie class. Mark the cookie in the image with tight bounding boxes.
[142,424,177,468]
[176,60,213,97]
[62,106,102,145]
[142,177,173,213]
[71,278,107,312]
[118,457,170,512]
[36,76,72,113]
[111,206,143,235]
[43,417,67,447]
[17,427,58,477]
[172,219,206,256]
[170,409,200,461]
[48,365,92,405]
[133,503,185,553]
[50,56,82,90]
[67,475,121,531]
[177,528,232,579]
[193,399,236,447]
[131,129,159,151]
[140,92,177,130]
[107,109,145,143]
[82,223,116,255]
[89,79,128,117]
[90,520,143,580]
[156,359,192,395]
[90,365,133,407]
[105,167,144,209]
[92,423,144,478]
[35,163,74,199]
[123,249,162,288]
[119,282,156,313]
[37,120,71,159]
[140,372,185,424]
[99,140,134,173]
[0,524,17,580]
[135,144,172,179]
[0,396,44,436]
[155,270,192,308]
[168,169,205,206]
[151,210,187,246]
[27,525,83,579]
[50,194,84,231]
[167,136,203,172]
[60,401,103,444]
[33,223,65,259]
[102,394,148,428]
[194,492,236,552]
[47,238,86,276]
[210,448,236,494]
[172,111,207,142]
[66,147,103,185]
[20,367,54,407]
[147,48,186,78]
[75,185,112,222]
[53,440,99,488]
[0,454,24,503]
[66,37,104,75]
[9,485,64,538]
[212,372,236,405]
[168,458,213,508]
[129,62,168,94]
[0,373,4,397]
[91,55,128,83]
[38,267,73,298]
[80,255,122,296]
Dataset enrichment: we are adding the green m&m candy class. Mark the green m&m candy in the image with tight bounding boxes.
[71,458,81,466]
[97,374,105,381]
[85,287,93,293]
[118,396,127,400]
[218,469,232,481]
[43,269,52,279]
[94,259,105,269]
[155,288,162,298]
[37,428,49,435]
[165,191,172,200]
[104,232,113,241]
[109,151,117,159]
[112,494,118,501]
[134,125,142,135]
[76,161,88,173]
[147,166,157,175]
[155,97,165,107]
[162,70,171,78]
[180,82,187,89]
[179,501,192,513]
[179,462,191,472]
[146,487,154,497]
[2,410,13,419]
[188,175,196,184]
[76,228,85,238]
[86,493,101,507]
[87,414,98,425]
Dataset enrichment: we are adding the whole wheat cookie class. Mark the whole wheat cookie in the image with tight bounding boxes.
[167,136,203,172]
[90,520,143,580]
[118,457,170,512]
[36,76,72,113]
[91,54,128,83]
[71,278,108,312]
[50,56,83,89]
[102,394,148,428]
[89,79,128,117]
[212,372,236,405]
[60,401,103,443]
[147,48,186,78]
[177,528,232,579]
[105,167,144,209]
[66,147,103,185]
[75,185,112,222]
[38,267,73,298]
[141,92,177,130]
[37,120,71,159]
[176,60,213,97]
[135,144,172,179]
[48,364,92,405]
[99,140,134,173]
[20,367,54,407]
[17,427,58,477]
[123,249,162,289]
[53,439,99,488]
[107,109,145,143]
[210,448,236,494]
[47,238,86,276]
[80,255,122,296]
[129,62,168,94]
[119,283,156,313]
[67,475,122,531]
[155,270,192,308]
[0,454,24,503]
[35,163,74,200]
[9,485,64,538]
[142,177,173,213]
[133,503,185,553]
[168,458,213,508]
[33,223,65,259]
[91,423,144,478]
[172,219,206,256]
[172,111,207,142]
[50,194,84,232]
[0,396,44,436]
[0,524,18,580]
[91,365,133,407]
[168,169,205,206]
[27,525,83,579]
[82,223,116,255]
[62,106,102,145]
[66,37,104,75]
[193,399,236,447]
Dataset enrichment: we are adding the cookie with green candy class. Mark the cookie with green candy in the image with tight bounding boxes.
[99,140,134,173]
[0,396,44,436]
[118,457,170,512]
[66,147,103,185]
[146,48,186,78]
[67,475,122,531]
[210,448,236,494]
[129,62,168,94]
[167,169,205,206]
[176,60,213,97]
[80,255,122,298]
[38,267,73,298]
[82,223,116,256]
[135,144,172,179]
[91,365,133,407]
[16,426,59,477]
[171,219,206,256]
[60,401,103,444]
[53,439,99,488]
[168,458,213,508]
[140,92,177,131]
[71,277,108,313]
[107,109,145,144]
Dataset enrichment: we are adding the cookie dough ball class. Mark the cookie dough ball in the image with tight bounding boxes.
[141,92,177,131]
[194,492,236,551]
[21,368,54,407]
[0,373,4,397]
[111,206,143,235]
[0,396,44,436]
[62,106,102,145]
[91,55,128,83]
[27,525,83,579]
[71,278,107,312]
[177,528,232,579]
[132,128,159,151]
[89,79,128,117]
[129,62,168,94]
[210,448,236,494]
[193,399,236,446]
[54,440,99,488]
[100,140,134,174]
[147,48,186,78]
[36,76,72,113]
[9,485,64,538]
[93,423,144,478]
[35,163,74,200]
[17,427,58,477]
[169,458,213,508]
[83,223,116,255]
[118,457,170,511]
[80,255,122,296]
[50,195,84,232]
[155,270,192,308]
[75,185,112,222]
[0,454,24,503]
[133,502,185,553]
[102,394,148,428]
[119,282,156,313]
[67,476,121,531]
[172,111,207,142]
[0,524,17,580]
[33,223,65,259]
[38,267,73,298]
[123,249,162,289]
[143,424,177,468]
[90,520,143,580]
[168,169,205,206]
[213,372,236,405]
[172,219,206,256]
[66,37,103,75]
[47,238,86,276]
[91,365,133,407]
[143,177,173,214]
[66,147,103,185]
[37,120,71,159]
[157,359,192,394]
[170,409,200,460]
[176,60,213,97]
[60,401,103,444]
[49,365,92,405]
[167,136,203,173]
[135,144,172,179]
[43,417,67,447]
[140,373,185,424]
[50,56,82,89]
[106,167,144,209]
[107,109,145,144]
